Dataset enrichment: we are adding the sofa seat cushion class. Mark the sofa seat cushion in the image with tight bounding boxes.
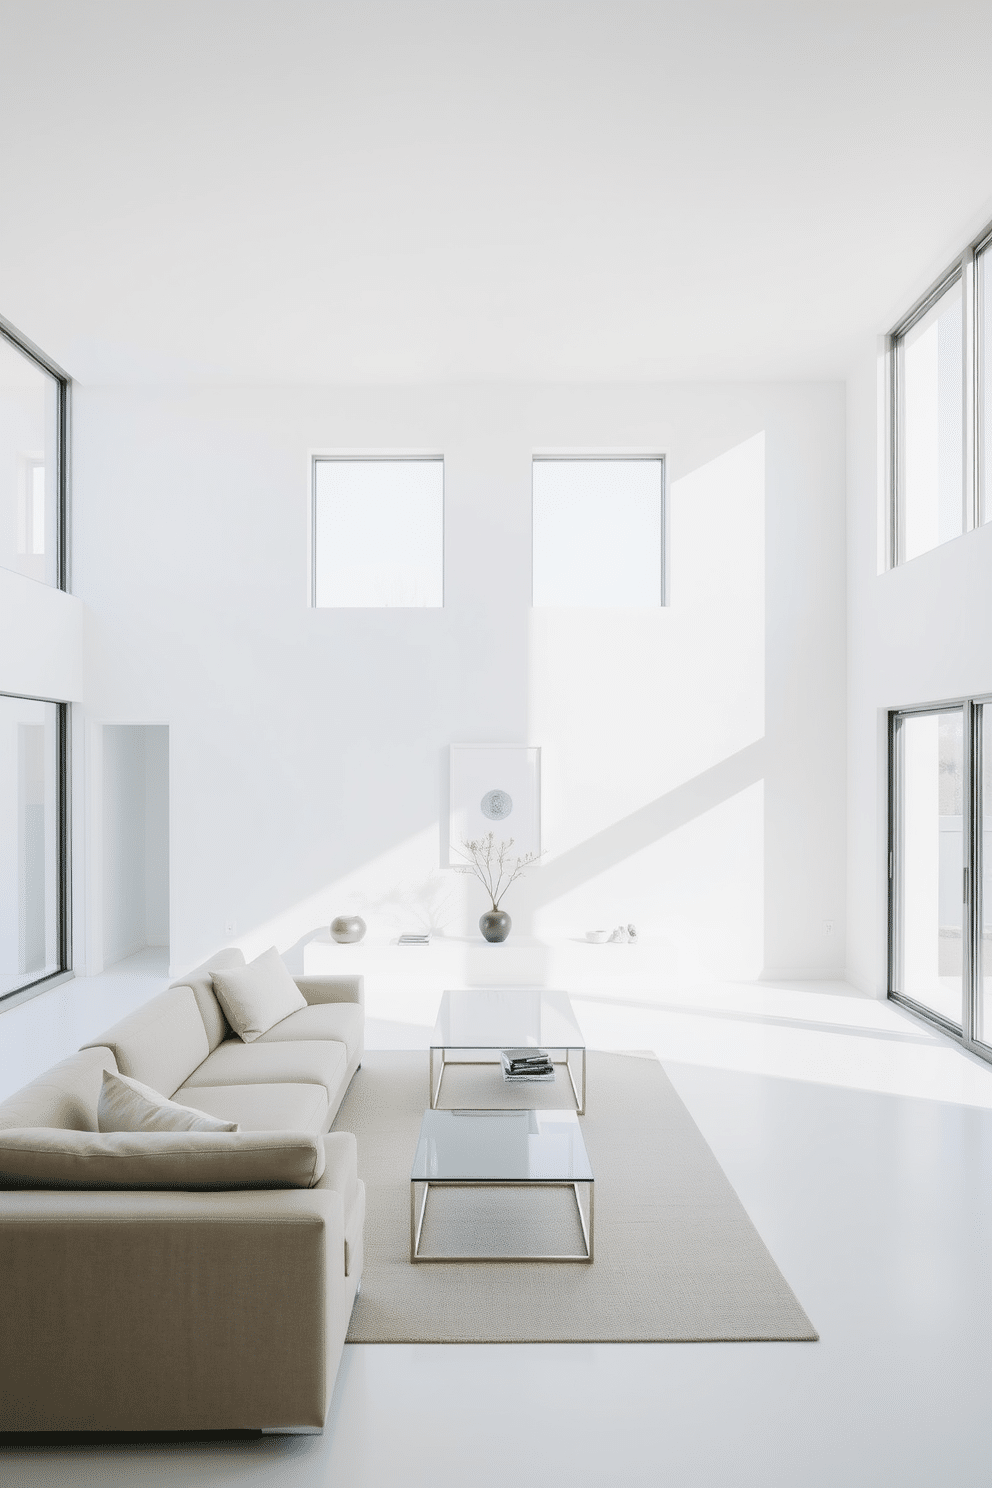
[0,1128,326,1190]
[98,1071,238,1134]
[173,1082,329,1134]
[0,1048,118,1133]
[256,1002,364,1063]
[178,1039,347,1103]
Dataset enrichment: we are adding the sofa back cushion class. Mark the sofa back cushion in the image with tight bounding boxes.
[0,1048,119,1133]
[81,987,210,1097]
[170,947,245,1052]
[0,1127,326,1190]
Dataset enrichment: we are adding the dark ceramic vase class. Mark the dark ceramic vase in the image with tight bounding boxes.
[479,910,511,943]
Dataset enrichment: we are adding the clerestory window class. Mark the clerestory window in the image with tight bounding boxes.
[311,456,444,608]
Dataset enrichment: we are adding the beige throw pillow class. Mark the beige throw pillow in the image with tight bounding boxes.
[0,1127,326,1190]
[98,1069,239,1134]
[211,946,307,1043]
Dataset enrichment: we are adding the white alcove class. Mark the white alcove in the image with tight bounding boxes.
[95,724,170,973]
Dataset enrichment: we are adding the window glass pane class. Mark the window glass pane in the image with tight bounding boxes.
[0,696,63,999]
[979,248,992,526]
[893,710,963,1028]
[898,278,963,563]
[532,458,662,607]
[313,459,443,608]
[0,335,60,588]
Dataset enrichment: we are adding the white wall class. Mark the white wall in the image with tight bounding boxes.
[73,381,845,988]
[846,345,992,994]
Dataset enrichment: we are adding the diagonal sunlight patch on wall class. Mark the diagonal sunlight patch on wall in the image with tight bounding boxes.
[526,432,765,981]
[528,739,765,904]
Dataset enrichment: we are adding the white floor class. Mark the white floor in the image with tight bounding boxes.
[4,956,992,1485]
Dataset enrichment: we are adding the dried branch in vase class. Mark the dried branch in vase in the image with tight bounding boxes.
[455,832,543,909]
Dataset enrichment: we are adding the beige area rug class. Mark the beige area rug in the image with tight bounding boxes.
[333,1050,818,1344]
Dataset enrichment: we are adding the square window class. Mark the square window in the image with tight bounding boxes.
[532,458,664,607]
[312,458,444,608]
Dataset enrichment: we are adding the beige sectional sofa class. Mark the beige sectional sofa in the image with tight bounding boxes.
[0,948,366,1434]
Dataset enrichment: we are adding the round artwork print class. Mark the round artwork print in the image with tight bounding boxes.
[480,788,513,821]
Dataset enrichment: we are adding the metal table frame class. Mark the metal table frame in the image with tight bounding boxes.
[429,1043,586,1114]
[410,1176,594,1263]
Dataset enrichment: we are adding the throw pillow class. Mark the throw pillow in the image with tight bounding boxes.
[98,1069,239,1134]
[210,946,307,1043]
[0,1128,326,1190]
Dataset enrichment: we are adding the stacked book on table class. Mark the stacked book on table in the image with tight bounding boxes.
[397,932,432,946]
[501,1048,555,1083]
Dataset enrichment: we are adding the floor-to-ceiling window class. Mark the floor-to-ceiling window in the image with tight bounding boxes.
[890,697,992,1059]
[0,318,72,1001]
[0,695,68,1000]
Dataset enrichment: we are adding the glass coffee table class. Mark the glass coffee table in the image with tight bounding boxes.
[430,988,586,1112]
[410,1107,594,1262]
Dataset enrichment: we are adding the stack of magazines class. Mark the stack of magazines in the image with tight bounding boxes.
[501,1048,555,1083]
[397,932,432,945]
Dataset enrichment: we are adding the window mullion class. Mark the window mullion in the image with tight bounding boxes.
[963,248,978,535]
[888,335,900,569]
[963,701,976,1040]
[966,702,983,1045]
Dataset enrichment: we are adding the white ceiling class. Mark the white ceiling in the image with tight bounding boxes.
[2,0,992,385]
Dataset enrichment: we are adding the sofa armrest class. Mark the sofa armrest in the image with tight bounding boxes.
[0,1185,343,1431]
[294,974,364,1007]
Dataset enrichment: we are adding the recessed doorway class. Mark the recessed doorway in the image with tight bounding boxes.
[101,724,169,970]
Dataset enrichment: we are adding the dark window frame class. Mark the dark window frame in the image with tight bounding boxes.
[0,692,71,1005]
[0,312,71,592]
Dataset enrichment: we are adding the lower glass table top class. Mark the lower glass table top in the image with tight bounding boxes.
[411,1107,593,1183]
[409,1107,595,1261]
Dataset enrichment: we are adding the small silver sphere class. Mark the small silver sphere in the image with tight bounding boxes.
[330,915,366,944]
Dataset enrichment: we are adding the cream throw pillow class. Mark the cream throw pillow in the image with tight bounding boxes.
[210,946,307,1043]
[98,1069,239,1134]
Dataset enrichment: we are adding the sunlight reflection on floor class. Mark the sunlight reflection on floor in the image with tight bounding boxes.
[368,977,992,1111]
